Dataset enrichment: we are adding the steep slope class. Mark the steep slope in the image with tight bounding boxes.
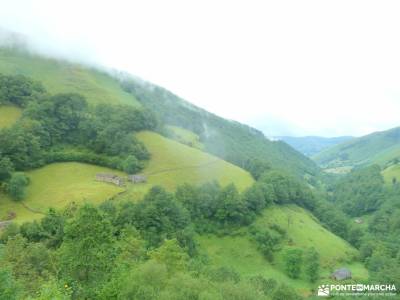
[136,131,253,191]
[0,47,139,106]
[277,136,353,157]
[165,125,204,150]
[198,205,366,295]
[121,131,254,200]
[0,47,319,181]
[314,127,400,169]
[255,205,358,265]
[121,80,321,180]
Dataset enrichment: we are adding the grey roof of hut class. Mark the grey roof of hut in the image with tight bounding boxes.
[128,174,147,183]
[332,268,352,280]
[96,173,119,179]
[95,173,125,186]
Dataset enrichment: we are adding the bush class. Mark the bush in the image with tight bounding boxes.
[0,157,14,182]
[122,155,141,174]
[283,248,303,279]
[7,172,29,201]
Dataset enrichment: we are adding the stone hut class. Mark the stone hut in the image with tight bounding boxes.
[95,173,125,186]
[128,174,147,184]
[331,268,352,281]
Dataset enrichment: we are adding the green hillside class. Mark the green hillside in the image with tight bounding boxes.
[0,105,21,128]
[0,132,253,223]
[277,136,353,157]
[0,47,320,183]
[121,79,321,180]
[165,125,204,150]
[382,163,400,184]
[0,162,126,223]
[198,205,365,295]
[0,47,374,299]
[0,48,139,106]
[314,127,400,169]
[136,131,253,191]
[120,131,254,200]
[255,206,358,266]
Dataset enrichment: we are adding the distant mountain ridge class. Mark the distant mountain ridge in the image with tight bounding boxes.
[276,136,353,157]
[313,126,400,168]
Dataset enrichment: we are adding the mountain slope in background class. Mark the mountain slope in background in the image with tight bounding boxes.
[121,80,320,180]
[314,127,400,169]
[0,47,139,106]
[0,47,319,181]
[276,136,353,157]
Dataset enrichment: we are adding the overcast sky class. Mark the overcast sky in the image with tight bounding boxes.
[1,0,400,137]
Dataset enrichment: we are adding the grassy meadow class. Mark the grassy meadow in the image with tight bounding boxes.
[255,205,358,267]
[118,131,254,200]
[198,205,367,296]
[0,132,254,223]
[382,163,400,184]
[0,105,21,128]
[166,125,204,150]
[0,48,139,106]
[135,131,254,190]
[0,162,125,223]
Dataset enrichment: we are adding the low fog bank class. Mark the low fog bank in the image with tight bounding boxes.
[0,27,111,73]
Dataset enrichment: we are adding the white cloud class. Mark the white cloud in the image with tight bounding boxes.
[1,0,400,136]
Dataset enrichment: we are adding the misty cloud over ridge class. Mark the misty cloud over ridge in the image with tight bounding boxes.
[1,1,400,137]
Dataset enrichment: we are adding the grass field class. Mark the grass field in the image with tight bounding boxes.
[197,205,367,296]
[382,164,400,184]
[134,131,253,191]
[0,132,254,222]
[0,48,139,106]
[0,162,125,223]
[255,205,358,267]
[119,131,254,200]
[0,105,21,128]
[166,125,204,150]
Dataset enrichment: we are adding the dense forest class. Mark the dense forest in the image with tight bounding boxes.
[327,166,400,292]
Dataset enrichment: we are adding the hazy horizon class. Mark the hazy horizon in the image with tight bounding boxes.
[1,0,400,138]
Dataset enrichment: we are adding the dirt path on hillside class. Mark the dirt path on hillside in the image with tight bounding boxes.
[19,201,46,215]
[144,159,220,176]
